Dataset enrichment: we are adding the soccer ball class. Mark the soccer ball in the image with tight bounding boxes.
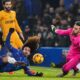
[32,53,44,64]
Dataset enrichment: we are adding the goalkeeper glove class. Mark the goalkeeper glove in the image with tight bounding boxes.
[51,25,56,32]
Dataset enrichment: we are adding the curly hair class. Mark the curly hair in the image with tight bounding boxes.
[22,36,40,52]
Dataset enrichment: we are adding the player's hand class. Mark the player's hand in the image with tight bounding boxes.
[19,33,25,41]
[35,72,43,77]
[9,28,15,33]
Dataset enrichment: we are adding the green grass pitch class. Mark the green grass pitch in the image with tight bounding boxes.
[0,66,80,80]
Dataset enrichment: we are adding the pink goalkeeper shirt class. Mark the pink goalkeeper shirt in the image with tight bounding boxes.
[55,28,80,57]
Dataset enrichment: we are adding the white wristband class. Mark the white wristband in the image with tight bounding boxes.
[8,56,17,64]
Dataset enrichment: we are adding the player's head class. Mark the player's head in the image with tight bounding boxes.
[22,36,40,56]
[2,0,12,11]
[22,47,31,56]
[72,21,80,35]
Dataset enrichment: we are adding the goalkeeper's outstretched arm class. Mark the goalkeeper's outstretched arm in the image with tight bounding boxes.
[51,25,72,36]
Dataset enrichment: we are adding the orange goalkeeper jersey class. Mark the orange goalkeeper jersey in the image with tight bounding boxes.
[0,10,22,41]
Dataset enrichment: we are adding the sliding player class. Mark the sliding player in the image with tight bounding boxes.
[0,28,43,77]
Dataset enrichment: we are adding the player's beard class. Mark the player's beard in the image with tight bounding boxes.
[5,7,11,11]
[72,31,78,36]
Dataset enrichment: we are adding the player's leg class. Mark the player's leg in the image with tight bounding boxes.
[1,56,27,67]
[2,56,17,64]
[63,55,80,73]
[72,62,80,76]
[72,66,78,76]
[57,55,80,77]
[1,56,26,74]
[0,57,8,73]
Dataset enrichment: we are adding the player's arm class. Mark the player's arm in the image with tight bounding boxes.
[15,18,24,40]
[5,28,21,60]
[14,12,24,40]
[51,25,72,36]
[22,58,43,77]
[5,28,19,52]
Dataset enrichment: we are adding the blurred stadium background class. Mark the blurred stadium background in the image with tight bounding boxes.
[1,0,80,47]
[0,0,80,79]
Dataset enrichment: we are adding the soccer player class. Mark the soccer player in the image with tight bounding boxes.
[0,0,24,49]
[0,28,43,76]
[51,21,80,77]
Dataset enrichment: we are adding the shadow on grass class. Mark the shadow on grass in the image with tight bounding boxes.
[0,74,80,79]
[45,75,80,78]
[0,75,27,77]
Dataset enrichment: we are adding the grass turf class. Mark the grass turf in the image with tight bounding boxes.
[0,66,80,80]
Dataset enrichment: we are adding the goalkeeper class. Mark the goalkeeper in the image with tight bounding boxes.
[51,21,80,77]
[0,28,43,77]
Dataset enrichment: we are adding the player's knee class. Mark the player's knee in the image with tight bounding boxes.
[2,56,8,63]
[63,65,70,72]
